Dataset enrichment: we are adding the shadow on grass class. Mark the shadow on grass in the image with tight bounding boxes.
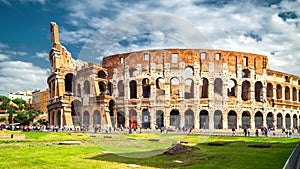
[87,146,208,168]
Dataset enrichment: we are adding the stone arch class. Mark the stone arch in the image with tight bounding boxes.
[57,110,61,128]
[83,111,90,128]
[107,81,113,96]
[118,80,124,97]
[129,68,139,77]
[277,113,283,129]
[267,112,274,129]
[129,109,138,129]
[286,113,291,129]
[242,69,250,78]
[156,78,165,96]
[255,111,263,129]
[117,111,125,128]
[93,110,101,126]
[199,110,209,129]
[214,78,223,96]
[228,110,237,129]
[71,100,81,126]
[228,79,237,97]
[242,111,250,128]
[214,110,223,129]
[285,76,290,82]
[293,114,297,128]
[170,77,180,98]
[142,78,151,98]
[184,66,194,76]
[156,110,164,128]
[242,81,251,101]
[276,84,282,99]
[77,84,81,97]
[84,80,90,95]
[267,83,273,98]
[184,79,194,99]
[292,87,297,101]
[184,109,194,128]
[285,86,290,100]
[65,73,74,93]
[98,81,106,95]
[255,81,263,102]
[142,109,150,128]
[98,70,107,79]
[129,80,137,99]
[170,109,180,129]
[200,78,209,98]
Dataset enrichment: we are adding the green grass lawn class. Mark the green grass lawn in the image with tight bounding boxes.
[0,131,298,169]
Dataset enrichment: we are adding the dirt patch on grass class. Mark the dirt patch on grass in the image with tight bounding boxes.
[248,144,271,148]
[207,142,231,146]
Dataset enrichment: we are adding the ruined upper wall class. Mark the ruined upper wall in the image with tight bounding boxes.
[102,49,269,79]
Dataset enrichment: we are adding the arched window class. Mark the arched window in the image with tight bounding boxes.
[267,83,273,98]
[214,78,223,96]
[276,84,282,99]
[98,70,107,79]
[77,84,81,97]
[242,81,251,101]
[228,79,237,97]
[199,110,209,129]
[130,80,137,99]
[242,69,250,78]
[93,110,100,126]
[184,66,194,76]
[65,73,74,93]
[118,80,124,97]
[184,79,194,99]
[184,109,194,128]
[83,111,90,127]
[292,87,297,101]
[214,110,223,129]
[200,78,209,98]
[285,86,290,101]
[170,77,180,99]
[98,81,106,95]
[84,80,90,95]
[255,81,263,102]
[142,78,151,98]
[228,111,237,129]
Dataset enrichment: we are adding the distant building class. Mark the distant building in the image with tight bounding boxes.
[8,90,32,103]
[32,89,49,113]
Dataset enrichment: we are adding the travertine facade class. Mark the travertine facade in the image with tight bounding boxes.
[48,22,300,130]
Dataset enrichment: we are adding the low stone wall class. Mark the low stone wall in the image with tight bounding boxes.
[0,133,25,140]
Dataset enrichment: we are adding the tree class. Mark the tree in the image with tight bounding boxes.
[12,98,26,105]
[0,95,10,110]
[14,109,43,125]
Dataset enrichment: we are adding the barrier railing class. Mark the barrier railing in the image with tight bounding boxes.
[283,142,300,169]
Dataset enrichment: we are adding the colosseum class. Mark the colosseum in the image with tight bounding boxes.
[47,22,300,131]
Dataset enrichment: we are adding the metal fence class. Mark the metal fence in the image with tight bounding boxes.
[283,143,300,169]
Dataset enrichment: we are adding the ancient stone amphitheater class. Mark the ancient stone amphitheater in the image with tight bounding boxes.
[47,22,300,131]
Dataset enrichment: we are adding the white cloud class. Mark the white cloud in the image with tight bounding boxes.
[0,54,9,61]
[0,42,8,49]
[58,0,300,76]
[20,0,46,5]
[0,0,11,6]
[35,51,49,60]
[0,60,49,96]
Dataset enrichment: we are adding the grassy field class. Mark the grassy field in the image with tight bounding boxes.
[0,131,298,169]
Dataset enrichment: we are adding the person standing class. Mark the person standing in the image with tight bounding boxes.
[247,128,251,137]
[243,127,247,137]
[255,128,259,137]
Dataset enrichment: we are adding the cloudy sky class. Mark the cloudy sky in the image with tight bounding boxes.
[0,0,299,96]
